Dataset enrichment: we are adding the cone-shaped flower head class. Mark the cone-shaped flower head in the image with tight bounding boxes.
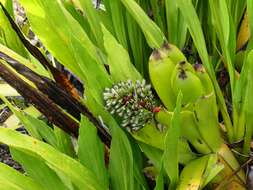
[103,80,160,131]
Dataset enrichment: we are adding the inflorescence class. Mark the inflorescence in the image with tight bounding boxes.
[103,80,160,131]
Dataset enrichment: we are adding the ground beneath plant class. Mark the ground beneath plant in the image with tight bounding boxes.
[0,144,24,173]
[0,106,26,173]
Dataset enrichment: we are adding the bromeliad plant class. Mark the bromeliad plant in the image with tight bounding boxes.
[0,0,253,189]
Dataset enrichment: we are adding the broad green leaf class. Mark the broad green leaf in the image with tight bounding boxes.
[78,0,104,49]
[54,127,76,157]
[120,0,166,48]
[163,93,182,189]
[19,0,111,104]
[0,44,50,78]
[62,0,96,44]
[209,0,235,90]
[150,0,165,34]
[0,2,28,58]
[0,95,41,139]
[104,0,129,49]
[19,0,97,64]
[0,162,45,190]
[154,167,164,190]
[24,114,57,147]
[125,10,148,75]
[97,9,114,36]
[242,50,253,153]
[177,156,209,190]
[165,0,187,47]
[84,88,121,132]
[129,137,149,190]
[2,106,41,130]
[0,180,24,190]
[138,142,163,170]
[83,93,139,188]
[247,0,253,49]
[193,94,223,152]
[176,0,210,72]
[0,83,19,96]
[102,25,141,82]
[11,148,69,190]
[200,154,224,188]
[0,128,106,190]
[234,63,248,122]
[78,115,108,188]
[0,0,13,17]
[209,0,230,47]
[133,123,196,165]
[109,126,134,190]
[1,112,20,129]
[177,139,197,164]
[132,123,168,151]
[50,168,76,190]
[176,0,233,140]
[229,0,247,28]
[23,106,41,118]
[69,35,111,103]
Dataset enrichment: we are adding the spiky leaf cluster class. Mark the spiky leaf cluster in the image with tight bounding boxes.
[103,80,158,131]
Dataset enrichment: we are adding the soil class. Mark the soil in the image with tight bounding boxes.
[0,106,26,173]
[0,144,24,173]
[0,125,27,173]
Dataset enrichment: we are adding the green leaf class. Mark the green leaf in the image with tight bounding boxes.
[19,0,112,104]
[54,127,76,157]
[176,0,210,72]
[193,94,223,152]
[62,0,96,44]
[150,0,166,34]
[109,126,134,190]
[163,92,182,189]
[134,124,196,165]
[0,162,45,190]
[0,2,28,58]
[104,0,128,49]
[0,44,50,78]
[132,123,167,150]
[125,10,148,75]
[78,0,104,49]
[1,113,20,129]
[19,0,97,63]
[177,156,209,190]
[242,50,253,153]
[0,83,19,96]
[229,0,247,28]
[0,0,13,17]
[209,0,235,90]
[10,148,70,190]
[0,128,106,190]
[69,35,111,103]
[247,0,253,49]
[120,0,166,48]
[200,154,224,188]
[1,106,41,130]
[176,0,233,140]
[129,137,149,190]
[0,95,41,139]
[154,167,164,190]
[0,180,24,190]
[138,142,163,170]
[165,0,187,47]
[22,113,58,148]
[78,115,108,188]
[102,25,141,82]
